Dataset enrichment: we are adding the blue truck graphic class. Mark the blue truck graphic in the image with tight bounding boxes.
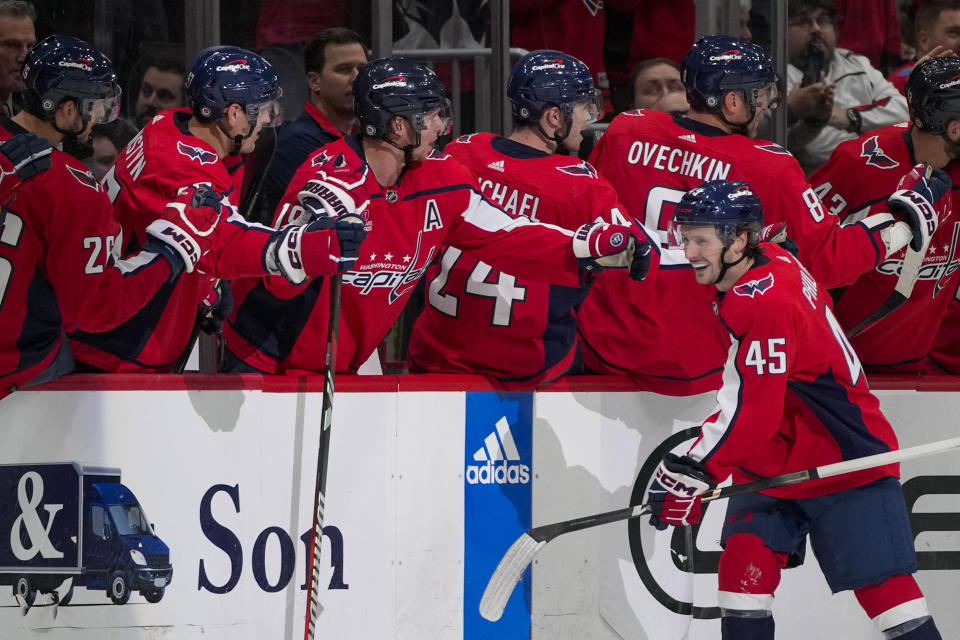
[0,462,172,605]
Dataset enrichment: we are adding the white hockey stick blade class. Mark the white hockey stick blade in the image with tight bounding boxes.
[478,533,545,622]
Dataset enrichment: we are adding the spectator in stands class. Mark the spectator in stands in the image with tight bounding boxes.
[254,27,366,224]
[835,0,903,73]
[88,117,138,180]
[0,0,35,116]
[889,0,960,95]
[134,57,186,129]
[631,58,688,113]
[785,0,909,174]
[740,0,753,42]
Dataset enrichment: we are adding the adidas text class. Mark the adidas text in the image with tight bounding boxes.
[466,460,531,485]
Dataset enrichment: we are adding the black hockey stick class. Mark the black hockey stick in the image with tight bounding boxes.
[303,274,343,640]
[478,435,960,622]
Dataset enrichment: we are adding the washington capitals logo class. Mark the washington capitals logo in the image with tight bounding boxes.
[733,273,775,298]
[457,133,480,143]
[557,161,598,178]
[582,0,601,16]
[311,150,333,167]
[860,136,899,169]
[177,141,218,165]
[67,165,98,190]
[755,143,790,155]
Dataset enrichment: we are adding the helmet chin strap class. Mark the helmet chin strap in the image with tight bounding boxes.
[536,119,569,147]
[217,118,256,156]
[384,116,420,163]
[713,245,750,284]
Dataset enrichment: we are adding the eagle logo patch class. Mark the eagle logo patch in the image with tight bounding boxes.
[733,273,775,298]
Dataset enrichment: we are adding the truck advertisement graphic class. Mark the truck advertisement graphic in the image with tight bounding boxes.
[0,462,172,607]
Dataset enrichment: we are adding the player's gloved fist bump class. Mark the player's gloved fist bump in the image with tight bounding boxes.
[573,221,653,281]
[646,453,715,531]
[888,163,949,251]
[0,132,52,201]
[266,214,368,284]
[146,185,224,275]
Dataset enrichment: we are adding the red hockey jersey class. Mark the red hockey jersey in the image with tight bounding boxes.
[689,244,899,499]
[407,133,641,387]
[0,119,173,395]
[809,123,959,373]
[69,109,299,372]
[224,134,622,374]
[578,109,884,395]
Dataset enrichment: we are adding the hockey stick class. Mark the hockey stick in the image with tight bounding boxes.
[846,167,937,339]
[478,435,960,622]
[303,273,343,640]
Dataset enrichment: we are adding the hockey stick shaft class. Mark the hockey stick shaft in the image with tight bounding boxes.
[303,274,342,640]
[478,435,960,622]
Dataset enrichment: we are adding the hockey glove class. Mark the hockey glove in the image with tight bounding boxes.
[573,221,653,281]
[265,214,368,284]
[198,280,234,335]
[646,453,716,530]
[297,177,370,220]
[145,185,224,276]
[759,222,800,257]
[0,132,52,203]
[887,163,949,252]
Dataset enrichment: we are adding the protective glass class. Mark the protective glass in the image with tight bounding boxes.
[80,85,122,124]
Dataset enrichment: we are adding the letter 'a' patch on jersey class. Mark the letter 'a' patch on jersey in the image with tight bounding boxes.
[859,135,900,169]
[733,273,775,297]
[556,161,598,178]
[177,141,218,165]
[67,165,99,190]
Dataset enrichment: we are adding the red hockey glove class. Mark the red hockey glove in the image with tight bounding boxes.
[759,221,799,257]
[145,184,223,275]
[888,163,949,252]
[646,453,715,530]
[0,132,52,203]
[573,221,653,281]
[265,214,368,284]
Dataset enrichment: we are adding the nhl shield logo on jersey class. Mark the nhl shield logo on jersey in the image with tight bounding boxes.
[733,273,775,298]
[385,188,399,203]
[860,136,900,169]
[556,161,598,178]
[177,141,218,165]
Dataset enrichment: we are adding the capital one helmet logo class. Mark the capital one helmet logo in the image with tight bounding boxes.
[466,416,531,485]
[709,49,742,62]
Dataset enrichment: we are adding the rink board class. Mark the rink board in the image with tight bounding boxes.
[0,374,956,639]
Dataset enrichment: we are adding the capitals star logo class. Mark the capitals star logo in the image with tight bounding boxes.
[177,141,218,165]
[860,135,899,169]
[733,273,775,298]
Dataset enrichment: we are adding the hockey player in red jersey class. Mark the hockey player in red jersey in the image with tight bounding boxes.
[578,36,940,395]
[69,46,366,372]
[646,180,943,640]
[406,50,647,387]
[0,35,219,397]
[222,56,654,375]
[810,56,960,373]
